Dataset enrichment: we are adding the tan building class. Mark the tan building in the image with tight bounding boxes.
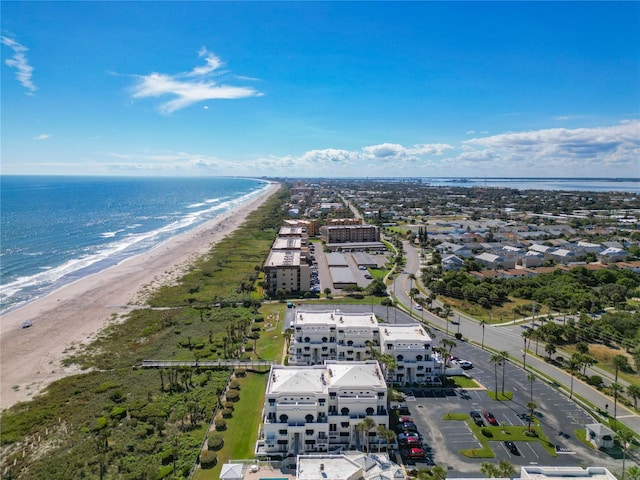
[319,225,380,244]
[264,250,311,295]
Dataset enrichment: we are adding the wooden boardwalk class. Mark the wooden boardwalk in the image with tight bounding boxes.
[139,359,275,369]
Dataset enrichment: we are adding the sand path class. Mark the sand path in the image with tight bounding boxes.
[0,182,280,410]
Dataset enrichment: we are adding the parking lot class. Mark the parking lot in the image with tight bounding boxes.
[392,338,622,475]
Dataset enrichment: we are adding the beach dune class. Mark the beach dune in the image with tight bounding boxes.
[0,183,280,410]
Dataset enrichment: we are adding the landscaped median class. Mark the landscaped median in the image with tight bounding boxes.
[442,412,557,458]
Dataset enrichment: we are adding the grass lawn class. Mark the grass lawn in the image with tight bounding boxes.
[486,391,514,401]
[447,376,482,389]
[194,372,268,480]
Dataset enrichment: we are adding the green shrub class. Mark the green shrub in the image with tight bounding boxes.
[157,465,173,479]
[111,406,126,419]
[223,401,235,410]
[226,390,240,402]
[588,375,604,388]
[200,450,217,468]
[235,368,246,377]
[480,427,493,438]
[208,433,224,451]
[229,380,240,390]
[222,408,233,418]
[160,448,175,465]
[95,417,108,431]
[215,418,227,431]
[95,381,120,393]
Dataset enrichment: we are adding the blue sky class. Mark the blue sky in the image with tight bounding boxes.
[2,1,639,178]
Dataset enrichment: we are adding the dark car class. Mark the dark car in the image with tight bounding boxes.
[401,447,426,460]
[504,441,520,455]
[396,422,418,433]
[470,410,484,426]
[483,411,499,426]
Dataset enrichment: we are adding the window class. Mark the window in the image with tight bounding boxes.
[397,355,404,361]
[268,399,276,405]
[279,414,288,423]
[330,424,337,432]
[305,414,314,423]
[304,337,311,342]
[322,337,328,343]
[366,407,374,415]
[341,407,350,415]
[279,429,287,435]
[306,429,314,436]
[416,355,423,361]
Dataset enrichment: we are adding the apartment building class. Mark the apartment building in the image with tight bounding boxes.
[379,324,436,385]
[264,250,311,295]
[319,224,380,244]
[287,310,438,386]
[258,361,388,456]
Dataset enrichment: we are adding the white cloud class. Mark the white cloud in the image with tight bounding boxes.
[33,134,51,140]
[130,47,261,114]
[1,35,36,94]
[457,120,640,174]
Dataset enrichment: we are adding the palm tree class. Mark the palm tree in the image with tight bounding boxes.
[627,384,640,411]
[499,351,508,395]
[356,417,376,452]
[490,353,502,398]
[377,425,395,453]
[568,355,581,399]
[613,354,627,384]
[617,429,634,480]
[611,382,625,431]
[526,401,537,432]
[527,373,536,404]
[480,319,486,350]
[626,466,640,480]
[544,341,557,360]
[480,462,500,477]
[431,465,448,480]
[408,273,416,315]
[498,460,516,478]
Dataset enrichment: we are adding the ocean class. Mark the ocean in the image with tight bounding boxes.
[0,176,269,314]
[423,177,640,193]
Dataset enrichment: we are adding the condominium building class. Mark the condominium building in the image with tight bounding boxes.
[287,310,438,386]
[264,250,311,295]
[257,361,389,456]
[319,225,380,244]
[379,324,436,385]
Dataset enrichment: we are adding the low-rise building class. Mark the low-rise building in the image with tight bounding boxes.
[287,310,438,385]
[264,250,311,295]
[258,361,388,456]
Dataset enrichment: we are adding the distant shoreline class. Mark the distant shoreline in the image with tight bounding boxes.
[0,182,280,410]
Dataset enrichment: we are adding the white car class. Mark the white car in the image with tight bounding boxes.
[457,360,473,369]
[414,304,423,310]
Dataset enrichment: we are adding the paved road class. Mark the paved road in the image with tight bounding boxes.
[394,240,640,436]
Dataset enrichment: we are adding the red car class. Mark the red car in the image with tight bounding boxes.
[402,447,426,460]
[483,411,498,426]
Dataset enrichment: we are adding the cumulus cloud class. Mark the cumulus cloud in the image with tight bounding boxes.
[460,121,640,171]
[1,35,37,94]
[33,134,51,140]
[130,47,261,114]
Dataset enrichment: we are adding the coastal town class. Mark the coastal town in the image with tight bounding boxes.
[219,180,640,480]
[2,180,639,480]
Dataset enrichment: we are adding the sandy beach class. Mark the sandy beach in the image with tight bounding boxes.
[0,182,280,410]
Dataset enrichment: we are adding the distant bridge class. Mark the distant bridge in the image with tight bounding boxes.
[138,359,276,369]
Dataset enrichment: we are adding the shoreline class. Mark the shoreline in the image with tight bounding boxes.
[0,182,280,410]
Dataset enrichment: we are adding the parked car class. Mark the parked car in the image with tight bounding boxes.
[364,274,373,279]
[399,416,413,423]
[504,441,520,455]
[458,360,473,369]
[395,422,418,433]
[483,411,498,426]
[469,411,484,426]
[401,447,426,460]
[397,433,421,446]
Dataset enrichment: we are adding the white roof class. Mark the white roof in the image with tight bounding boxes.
[297,455,361,480]
[379,324,432,343]
[268,366,327,394]
[266,250,302,267]
[220,463,244,480]
[295,310,378,328]
[326,362,386,388]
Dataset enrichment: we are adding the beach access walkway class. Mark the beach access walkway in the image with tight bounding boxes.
[138,359,275,369]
